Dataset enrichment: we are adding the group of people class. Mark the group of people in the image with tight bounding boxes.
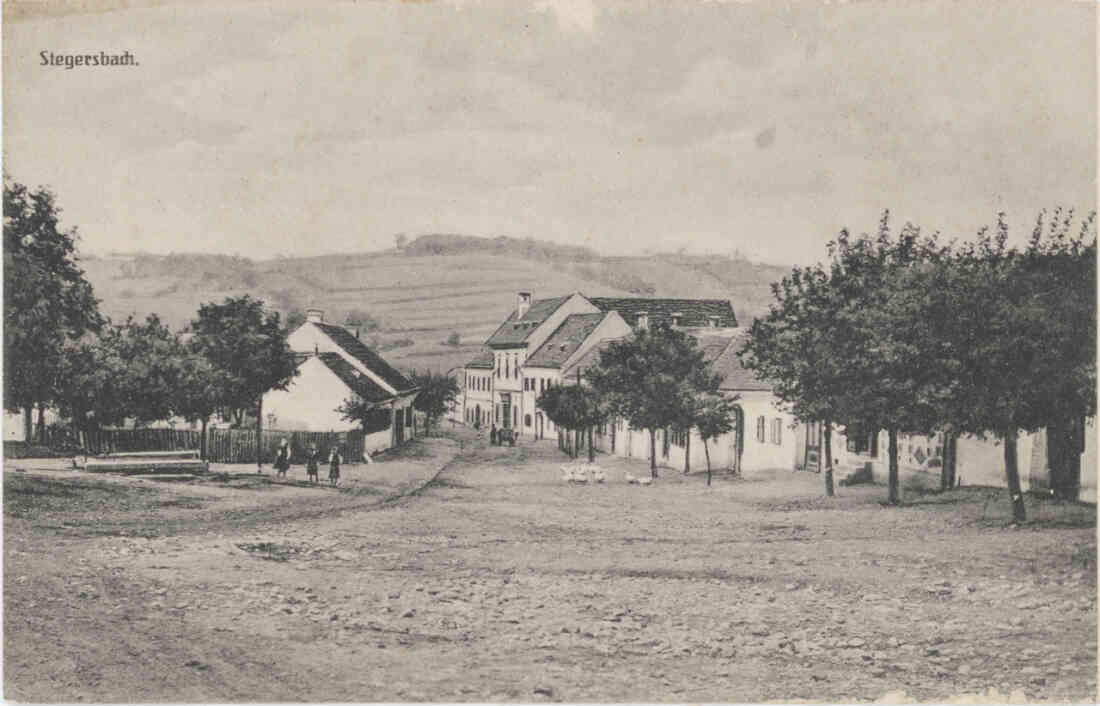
[272,438,342,486]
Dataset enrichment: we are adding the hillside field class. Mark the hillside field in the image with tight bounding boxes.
[81,235,791,374]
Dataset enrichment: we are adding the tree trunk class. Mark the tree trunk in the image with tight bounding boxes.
[649,429,657,478]
[573,428,579,459]
[823,419,834,497]
[887,428,900,505]
[940,428,953,491]
[1047,419,1082,502]
[23,407,32,444]
[200,418,208,461]
[704,439,712,487]
[684,431,691,474]
[1003,427,1027,523]
[36,402,46,443]
[256,398,263,472]
[587,426,595,463]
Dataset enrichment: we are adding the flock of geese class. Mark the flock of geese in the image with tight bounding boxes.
[560,463,653,486]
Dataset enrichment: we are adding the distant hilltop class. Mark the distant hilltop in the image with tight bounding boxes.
[81,232,791,374]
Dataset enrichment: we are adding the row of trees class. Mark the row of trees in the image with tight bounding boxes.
[741,210,1096,520]
[538,324,737,486]
[5,176,459,456]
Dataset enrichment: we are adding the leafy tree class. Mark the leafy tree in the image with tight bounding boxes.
[409,370,458,435]
[344,309,380,332]
[172,350,226,459]
[740,262,848,496]
[188,296,299,468]
[337,398,392,434]
[285,308,307,331]
[537,383,605,460]
[587,323,720,477]
[938,210,1096,519]
[110,314,188,428]
[693,393,736,486]
[3,177,102,440]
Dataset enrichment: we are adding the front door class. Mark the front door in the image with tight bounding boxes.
[394,406,405,444]
[804,421,821,472]
[729,405,744,474]
[500,393,512,429]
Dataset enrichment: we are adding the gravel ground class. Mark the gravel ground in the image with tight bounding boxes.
[4,431,1095,703]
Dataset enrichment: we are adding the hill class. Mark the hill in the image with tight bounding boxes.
[80,235,792,374]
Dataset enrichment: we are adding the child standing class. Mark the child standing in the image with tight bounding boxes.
[328,447,342,486]
[274,438,291,479]
[305,443,319,484]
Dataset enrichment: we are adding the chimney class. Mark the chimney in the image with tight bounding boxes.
[306,308,324,323]
[517,291,533,319]
[637,311,649,330]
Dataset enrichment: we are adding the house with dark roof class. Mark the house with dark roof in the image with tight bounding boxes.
[567,328,804,475]
[457,290,741,444]
[263,310,419,454]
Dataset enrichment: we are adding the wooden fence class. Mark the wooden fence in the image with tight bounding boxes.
[77,427,364,464]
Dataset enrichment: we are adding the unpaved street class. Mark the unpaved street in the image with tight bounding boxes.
[5,432,1096,702]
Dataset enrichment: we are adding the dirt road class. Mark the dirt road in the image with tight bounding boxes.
[4,432,1096,702]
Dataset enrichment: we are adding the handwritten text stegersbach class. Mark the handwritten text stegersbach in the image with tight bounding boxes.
[40,51,138,69]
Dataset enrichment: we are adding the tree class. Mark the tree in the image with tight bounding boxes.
[188,296,299,468]
[743,211,951,504]
[285,308,307,331]
[337,397,393,434]
[344,309,380,332]
[111,314,189,428]
[587,323,720,478]
[693,393,736,486]
[409,370,458,435]
[537,383,605,461]
[172,351,226,460]
[740,261,849,497]
[937,210,1096,520]
[3,177,102,441]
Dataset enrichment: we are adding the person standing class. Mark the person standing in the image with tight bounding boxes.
[328,447,342,486]
[274,438,292,478]
[305,443,320,484]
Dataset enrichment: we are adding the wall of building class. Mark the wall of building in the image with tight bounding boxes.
[262,357,361,432]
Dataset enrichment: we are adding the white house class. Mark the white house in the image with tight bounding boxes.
[263,310,419,455]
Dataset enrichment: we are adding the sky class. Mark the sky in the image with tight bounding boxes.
[3,0,1096,265]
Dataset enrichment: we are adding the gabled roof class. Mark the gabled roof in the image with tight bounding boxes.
[465,347,494,370]
[312,321,416,393]
[588,297,737,328]
[525,313,607,369]
[708,331,774,392]
[560,336,627,381]
[485,295,570,347]
[315,353,394,403]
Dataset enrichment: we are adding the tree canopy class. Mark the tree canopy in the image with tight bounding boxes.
[409,369,459,434]
[3,178,102,439]
[587,323,721,477]
[187,295,299,427]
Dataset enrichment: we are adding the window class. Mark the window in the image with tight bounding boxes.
[771,418,782,445]
[847,432,879,457]
[756,416,766,443]
[525,414,532,428]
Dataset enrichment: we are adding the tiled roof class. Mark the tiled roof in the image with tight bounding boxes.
[588,297,737,328]
[485,296,570,347]
[315,353,394,403]
[313,322,416,393]
[560,336,627,381]
[465,347,494,369]
[524,313,607,368]
[707,331,774,392]
[560,329,773,392]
